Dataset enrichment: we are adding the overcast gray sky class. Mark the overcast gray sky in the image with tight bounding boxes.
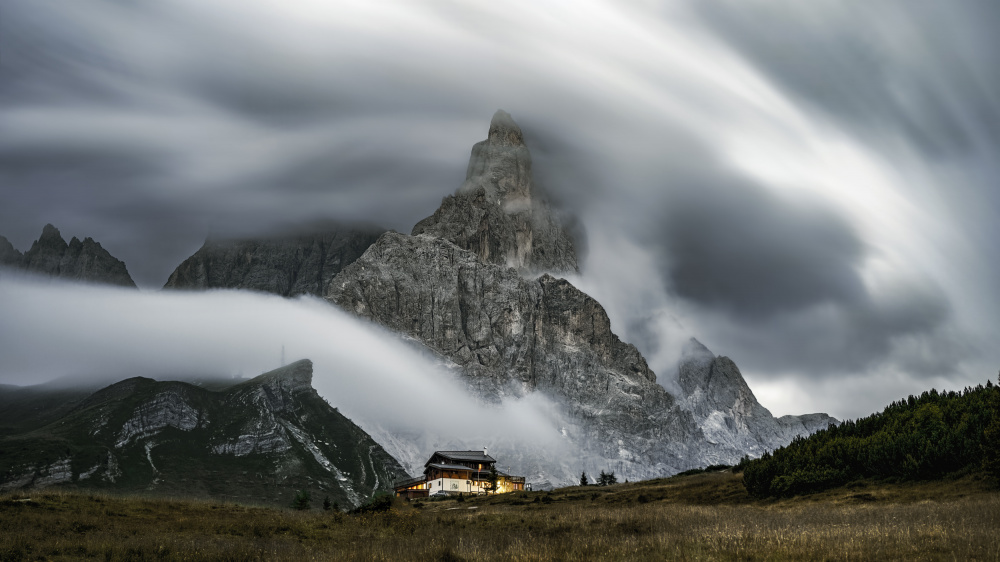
[1,0,998,420]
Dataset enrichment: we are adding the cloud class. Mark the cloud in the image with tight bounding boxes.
[661,173,866,319]
[693,0,1000,159]
[2,0,998,422]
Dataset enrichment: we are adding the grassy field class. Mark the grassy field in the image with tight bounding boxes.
[2,471,999,561]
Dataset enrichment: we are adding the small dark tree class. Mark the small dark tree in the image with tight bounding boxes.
[487,465,500,494]
[292,489,311,510]
[598,470,618,486]
[323,495,332,511]
[580,471,589,486]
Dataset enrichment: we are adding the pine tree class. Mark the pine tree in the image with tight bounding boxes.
[580,471,588,486]
[598,470,617,486]
[487,465,500,494]
[292,489,311,510]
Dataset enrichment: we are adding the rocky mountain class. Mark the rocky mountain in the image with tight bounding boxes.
[676,339,836,457]
[0,360,405,508]
[325,111,835,482]
[0,224,136,287]
[163,223,385,296]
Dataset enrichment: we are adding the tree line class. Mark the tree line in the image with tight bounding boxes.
[738,376,1000,498]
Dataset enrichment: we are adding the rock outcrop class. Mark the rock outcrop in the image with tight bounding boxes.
[0,360,406,508]
[677,339,836,456]
[0,236,22,266]
[164,224,385,296]
[0,224,136,287]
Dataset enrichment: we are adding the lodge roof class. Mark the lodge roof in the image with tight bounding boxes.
[427,450,496,464]
[426,462,479,472]
[393,475,427,489]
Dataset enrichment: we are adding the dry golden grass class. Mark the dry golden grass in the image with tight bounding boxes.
[2,472,999,561]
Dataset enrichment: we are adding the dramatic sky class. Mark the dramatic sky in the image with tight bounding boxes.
[2,0,998,420]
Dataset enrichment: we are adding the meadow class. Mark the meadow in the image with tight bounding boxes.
[2,471,998,561]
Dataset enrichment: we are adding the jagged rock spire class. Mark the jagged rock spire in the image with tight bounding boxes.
[3,224,136,287]
[486,109,525,146]
[412,110,578,274]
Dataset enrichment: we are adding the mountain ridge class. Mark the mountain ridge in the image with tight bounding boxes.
[0,360,405,508]
[163,223,385,295]
[0,224,136,287]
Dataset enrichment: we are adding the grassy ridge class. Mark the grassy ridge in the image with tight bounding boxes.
[3,471,998,561]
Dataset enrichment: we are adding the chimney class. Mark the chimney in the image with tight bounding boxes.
[483,446,488,456]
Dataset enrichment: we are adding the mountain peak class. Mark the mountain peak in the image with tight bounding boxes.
[39,223,63,241]
[411,111,578,273]
[487,109,524,146]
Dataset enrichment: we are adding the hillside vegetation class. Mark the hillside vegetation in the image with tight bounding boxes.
[741,379,1000,498]
[3,471,999,561]
[0,361,405,508]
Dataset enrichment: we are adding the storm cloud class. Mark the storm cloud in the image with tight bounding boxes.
[2,0,998,420]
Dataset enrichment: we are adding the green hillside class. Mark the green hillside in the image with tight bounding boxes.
[0,361,406,508]
[741,377,1000,498]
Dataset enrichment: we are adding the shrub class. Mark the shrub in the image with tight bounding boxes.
[352,493,394,515]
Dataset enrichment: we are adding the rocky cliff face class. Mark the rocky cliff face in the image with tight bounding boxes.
[163,224,385,296]
[0,360,405,508]
[0,224,136,287]
[0,236,22,266]
[326,111,835,482]
[412,110,578,275]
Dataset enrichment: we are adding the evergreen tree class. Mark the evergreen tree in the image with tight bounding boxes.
[487,465,500,494]
[322,495,332,511]
[598,470,617,486]
[292,489,311,510]
[742,379,1000,498]
[580,471,588,486]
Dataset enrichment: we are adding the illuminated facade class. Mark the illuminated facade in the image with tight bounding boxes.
[393,450,526,498]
